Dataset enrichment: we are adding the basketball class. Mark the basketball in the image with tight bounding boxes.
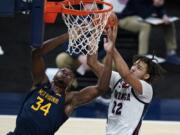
[106,12,118,28]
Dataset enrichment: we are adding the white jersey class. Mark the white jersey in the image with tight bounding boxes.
[106,71,153,135]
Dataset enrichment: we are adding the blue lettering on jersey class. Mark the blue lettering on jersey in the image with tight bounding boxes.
[114,90,130,101]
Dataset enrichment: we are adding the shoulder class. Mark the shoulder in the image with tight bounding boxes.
[111,71,122,81]
[109,71,122,89]
[136,80,153,103]
[139,80,153,91]
[32,81,52,91]
[111,71,121,78]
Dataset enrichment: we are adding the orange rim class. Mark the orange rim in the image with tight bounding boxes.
[45,0,113,16]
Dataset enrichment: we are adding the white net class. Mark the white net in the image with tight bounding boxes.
[62,0,112,55]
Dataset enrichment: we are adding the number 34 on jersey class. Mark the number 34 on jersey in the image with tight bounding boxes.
[31,96,52,116]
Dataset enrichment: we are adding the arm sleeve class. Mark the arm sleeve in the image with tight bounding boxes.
[137,80,153,103]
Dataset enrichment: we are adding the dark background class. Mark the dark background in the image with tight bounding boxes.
[0,0,180,99]
[0,0,180,120]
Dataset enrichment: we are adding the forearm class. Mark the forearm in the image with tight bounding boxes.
[87,53,104,78]
[31,33,69,85]
[72,53,112,107]
[70,86,99,108]
[113,49,143,94]
[97,53,112,93]
[40,33,68,55]
[113,48,130,79]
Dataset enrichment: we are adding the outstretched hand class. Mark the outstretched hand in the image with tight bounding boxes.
[103,24,118,54]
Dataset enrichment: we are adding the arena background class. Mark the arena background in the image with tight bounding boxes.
[0,0,180,122]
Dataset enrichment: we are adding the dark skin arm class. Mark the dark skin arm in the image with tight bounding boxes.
[73,52,112,107]
[87,12,118,78]
[65,52,112,115]
[87,52,104,78]
[64,26,116,115]
[32,33,69,86]
[39,33,68,55]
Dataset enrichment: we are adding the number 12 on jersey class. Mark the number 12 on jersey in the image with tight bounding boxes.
[112,100,123,115]
[31,96,52,116]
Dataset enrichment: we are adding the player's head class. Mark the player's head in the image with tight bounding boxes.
[152,0,164,7]
[130,55,164,83]
[53,68,75,91]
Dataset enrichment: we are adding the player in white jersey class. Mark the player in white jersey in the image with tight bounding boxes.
[88,21,164,135]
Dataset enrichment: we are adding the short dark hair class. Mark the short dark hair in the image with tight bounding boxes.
[132,55,165,83]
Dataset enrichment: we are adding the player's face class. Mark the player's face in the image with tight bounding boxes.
[130,60,150,81]
[53,68,74,89]
[153,0,164,7]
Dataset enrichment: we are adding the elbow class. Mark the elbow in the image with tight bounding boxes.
[97,85,109,95]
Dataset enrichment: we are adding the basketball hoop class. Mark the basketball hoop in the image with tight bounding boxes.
[45,0,113,55]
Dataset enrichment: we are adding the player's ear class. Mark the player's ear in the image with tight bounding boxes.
[144,73,150,80]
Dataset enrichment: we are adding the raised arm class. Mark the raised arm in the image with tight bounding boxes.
[67,51,112,108]
[40,33,68,55]
[112,48,143,94]
[65,41,113,113]
[32,33,68,85]
[87,51,104,78]
[87,13,118,78]
[66,25,122,110]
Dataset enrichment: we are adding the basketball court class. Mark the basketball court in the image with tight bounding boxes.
[1,115,180,135]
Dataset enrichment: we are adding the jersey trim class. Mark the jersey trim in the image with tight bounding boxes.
[112,78,122,90]
[133,121,141,135]
[132,104,149,135]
